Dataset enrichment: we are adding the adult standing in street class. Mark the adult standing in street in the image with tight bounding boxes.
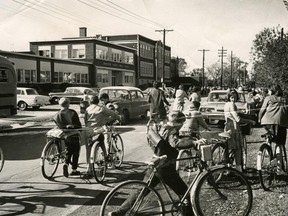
[172,84,189,112]
[189,86,201,103]
[148,81,170,121]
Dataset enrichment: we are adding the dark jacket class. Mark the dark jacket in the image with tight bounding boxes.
[54,108,82,129]
[148,88,169,119]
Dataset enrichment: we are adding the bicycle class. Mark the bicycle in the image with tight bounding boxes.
[88,121,124,183]
[211,122,253,171]
[257,131,288,191]
[100,147,253,215]
[40,127,81,179]
[0,145,4,173]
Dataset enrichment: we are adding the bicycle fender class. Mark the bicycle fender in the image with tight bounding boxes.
[256,144,272,171]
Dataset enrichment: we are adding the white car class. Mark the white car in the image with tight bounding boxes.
[200,90,248,125]
[17,87,50,110]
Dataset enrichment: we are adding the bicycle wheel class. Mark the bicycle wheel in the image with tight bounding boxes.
[192,166,253,216]
[111,134,124,168]
[91,141,107,183]
[211,142,226,166]
[100,180,164,216]
[257,144,274,191]
[41,139,60,179]
[176,149,194,184]
[279,144,288,172]
[0,146,4,173]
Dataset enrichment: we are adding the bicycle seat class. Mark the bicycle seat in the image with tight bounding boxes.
[146,155,167,168]
[218,130,232,139]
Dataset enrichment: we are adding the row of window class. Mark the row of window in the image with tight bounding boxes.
[39,44,134,65]
[96,45,134,64]
[139,43,153,60]
[39,45,85,59]
[17,69,89,84]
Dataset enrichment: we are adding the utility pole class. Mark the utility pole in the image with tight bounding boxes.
[198,49,210,87]
[155,29,173,82]
[218,46,227,89]
[230,51,233,87]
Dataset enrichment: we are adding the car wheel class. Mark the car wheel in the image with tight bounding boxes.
[32,106,40,110]
[18,101,28,111]
[121,110,129,125]
[51,97,59,104]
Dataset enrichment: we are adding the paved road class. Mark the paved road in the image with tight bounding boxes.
[0,98,215,215]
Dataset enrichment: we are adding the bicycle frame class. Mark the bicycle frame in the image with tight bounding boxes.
[145,155,226,214]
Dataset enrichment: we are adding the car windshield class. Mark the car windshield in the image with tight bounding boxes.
[102,89,130,100]
[26,89,38,95]
[208,92,245,103]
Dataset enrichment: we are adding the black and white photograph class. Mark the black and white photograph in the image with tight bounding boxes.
[1,0,288,215]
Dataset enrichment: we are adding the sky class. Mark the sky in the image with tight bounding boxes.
[0,0,288,71]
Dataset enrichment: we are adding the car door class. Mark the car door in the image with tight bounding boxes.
[129,90,142,117]
[137,90,149,115]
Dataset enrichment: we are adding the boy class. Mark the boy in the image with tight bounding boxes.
[53,97,82,177]
[180,101,211,138]
[108,110,207,216]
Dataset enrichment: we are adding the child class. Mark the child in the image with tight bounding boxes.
[180,101,211,138]
[108,110,207,216]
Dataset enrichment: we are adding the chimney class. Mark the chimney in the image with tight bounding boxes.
[79,27,87,37]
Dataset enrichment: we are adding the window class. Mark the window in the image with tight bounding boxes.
[124,52,134,64]
[38,46,51,57]
[96,45,108,60]
[40,71,51,83]
[124,73,134,83]
[17,69,36,83]
[0,69,8,82]
[72,44,85,59]
[55,45,68,59]
[111,48,122,62]
[140,62,153,77]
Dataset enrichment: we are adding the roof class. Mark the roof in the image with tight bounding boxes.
[17,87,36,90]
[66,86,92,90]
[100,86,142,91]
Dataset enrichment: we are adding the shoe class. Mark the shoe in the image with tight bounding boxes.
[70,170,81,176]
[63,164,69,178]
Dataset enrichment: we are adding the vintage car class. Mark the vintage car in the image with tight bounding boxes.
[17,87,50,110]
[199,90,248,125]
[49,87,98,104]
[99,86,150,124]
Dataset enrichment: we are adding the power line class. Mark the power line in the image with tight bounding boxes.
[77,0,154,29]
[105,0,165,28]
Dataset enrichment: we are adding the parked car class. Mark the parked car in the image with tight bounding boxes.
[49,87,98,104]
[199,90,249,125]
[99,86,150,124]
[17,87,50,111]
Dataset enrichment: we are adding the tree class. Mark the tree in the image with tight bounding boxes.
[178,58,188,73]
[251,25,288,92]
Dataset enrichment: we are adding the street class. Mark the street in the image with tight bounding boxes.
[1,101,287,216]
[0,103,157,216]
